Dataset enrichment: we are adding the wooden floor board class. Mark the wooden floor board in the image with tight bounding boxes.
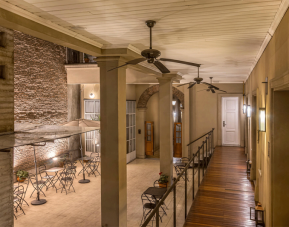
[184,146,255,227]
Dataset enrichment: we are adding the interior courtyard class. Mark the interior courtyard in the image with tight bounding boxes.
[1,0,289,227]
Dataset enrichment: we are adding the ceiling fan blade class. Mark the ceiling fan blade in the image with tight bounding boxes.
[107,63,128,72]
[127,58,146,65]
[188,82,196,89]
[154,61,170,73]
[177,82,193,87]
[218,89,227,93]
[211,89,216,93]
[159,58,201,67]
[108,58,146,72]
[202,82,219,90]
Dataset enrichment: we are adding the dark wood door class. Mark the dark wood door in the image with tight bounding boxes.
[174,122,182,158]
[145,121,154,156]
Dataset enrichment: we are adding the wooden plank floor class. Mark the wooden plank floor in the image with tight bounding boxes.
[184,146,256,227]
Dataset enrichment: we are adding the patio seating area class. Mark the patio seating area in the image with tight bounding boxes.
[13,158,201,227]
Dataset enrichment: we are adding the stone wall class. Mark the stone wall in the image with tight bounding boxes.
[14,31,69,171]
[0,25,14,227]
[0,26,14,132]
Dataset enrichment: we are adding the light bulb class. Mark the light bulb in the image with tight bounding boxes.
[172,101,176,106]
[89,93,95,98]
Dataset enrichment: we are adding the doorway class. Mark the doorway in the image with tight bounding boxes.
[222,97,240,146]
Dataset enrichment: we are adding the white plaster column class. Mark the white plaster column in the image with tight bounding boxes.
[0,149,13,227]
[97,56,127,227]
[183,84,190,158]
[158,74,177,184]
[136,108,147,159]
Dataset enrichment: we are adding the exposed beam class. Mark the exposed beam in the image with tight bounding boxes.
[0,1,102,55]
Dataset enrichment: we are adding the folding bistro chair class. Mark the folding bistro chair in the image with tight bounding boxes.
[28,173,47,198]
[87,153,101,177]
[59,171,75,195]
[63,160,77,180]
[14,178,29,207]
[39,165,55,190]
[14,185,26,219]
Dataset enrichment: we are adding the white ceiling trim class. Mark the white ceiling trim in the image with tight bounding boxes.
[246,0,289,81]
[0,0,103,48]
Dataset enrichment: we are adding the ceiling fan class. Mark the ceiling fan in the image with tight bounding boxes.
[108,20,201,73]
[197,77,227,94]
[177,71,227,94]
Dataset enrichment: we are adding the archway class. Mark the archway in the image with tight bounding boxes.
[137,85,184,109]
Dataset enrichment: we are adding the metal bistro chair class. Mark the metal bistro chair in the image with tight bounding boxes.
[28,173,47,198]
[39,165,55,190]
[87,153,101,177]
[59,171,75,195]
[14,178,29,207]
[140,192,166,227]
[14,185,26,219]
[174,157,190,182]
[63,160,77,180]
[153,180,168,211]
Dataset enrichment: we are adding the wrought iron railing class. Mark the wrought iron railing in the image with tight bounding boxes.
[141,128,215,227]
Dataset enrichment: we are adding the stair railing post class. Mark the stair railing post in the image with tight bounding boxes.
[202,141,205,177]
[192,154,195,200]
[156,200,159,227]
[173,178,177,227]
[185,168,187,219]
[198,146,201,187]
[205,137,208,167]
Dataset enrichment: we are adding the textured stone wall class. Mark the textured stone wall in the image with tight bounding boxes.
[137,85,184,108]
[0,26,14,132]
[0,25,14,227]
[14,31,69,171]
[0,150,14,226]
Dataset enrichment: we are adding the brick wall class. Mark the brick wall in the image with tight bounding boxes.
[14,31,69,171]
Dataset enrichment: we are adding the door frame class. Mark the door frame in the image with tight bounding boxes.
[217,94,245,147]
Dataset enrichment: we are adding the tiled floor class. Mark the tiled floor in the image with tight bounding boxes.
[14,158,201,227]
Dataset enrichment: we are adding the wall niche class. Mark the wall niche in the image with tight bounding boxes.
[0,65,5,80]
[0,32,5,47]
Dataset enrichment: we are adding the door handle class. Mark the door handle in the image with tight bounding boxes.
[223,121,226,127]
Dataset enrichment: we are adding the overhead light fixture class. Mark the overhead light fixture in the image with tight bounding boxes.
[259,108,266,132]
[53,157,58,161]
[243,104,247,114]
[247,105,251,117]
[89,93,95,98]
[172,101,176,106]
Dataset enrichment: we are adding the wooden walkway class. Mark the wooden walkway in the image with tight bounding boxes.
[184,146,256,227]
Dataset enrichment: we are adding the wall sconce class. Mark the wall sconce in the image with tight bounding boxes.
[172,100,176,106]
[259,108,266,132]
[243,104,247,114]
[89,93,95,98]
[247,105,251,117]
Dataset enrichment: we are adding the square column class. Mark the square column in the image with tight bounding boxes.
[97,57,127,227]
[158,74,177,184]
[0,149,14,227]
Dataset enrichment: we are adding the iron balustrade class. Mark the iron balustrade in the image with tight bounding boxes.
[141,128,215,227]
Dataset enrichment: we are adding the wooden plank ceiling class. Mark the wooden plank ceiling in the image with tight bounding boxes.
[6,0,282,82]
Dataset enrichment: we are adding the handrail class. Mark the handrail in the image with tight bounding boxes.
[141,147,201,226]
[141,128,215,227]
[187,129,214,146]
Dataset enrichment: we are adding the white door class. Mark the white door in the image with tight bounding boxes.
[222,97,240,146]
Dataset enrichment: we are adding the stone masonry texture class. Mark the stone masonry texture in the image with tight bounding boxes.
[0,25,14,227]
[14,31,68,171]
[0,26,14,132]
[137,84,184,109]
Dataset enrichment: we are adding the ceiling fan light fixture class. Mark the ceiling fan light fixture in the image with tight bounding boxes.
[89,93,95,98]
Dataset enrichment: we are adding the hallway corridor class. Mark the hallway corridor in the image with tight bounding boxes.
[184,147,255,227]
